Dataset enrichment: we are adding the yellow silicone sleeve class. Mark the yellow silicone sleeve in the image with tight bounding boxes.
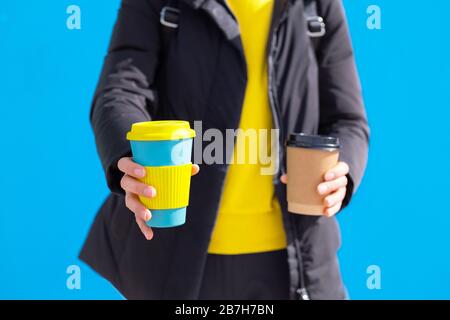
[138,163,192,210]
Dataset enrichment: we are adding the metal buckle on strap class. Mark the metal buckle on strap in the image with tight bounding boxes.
[296,287,310,300]
[160,6,180,29]
[306,16,326,37]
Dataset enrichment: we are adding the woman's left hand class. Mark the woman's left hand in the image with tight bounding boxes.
[280,161,350,218]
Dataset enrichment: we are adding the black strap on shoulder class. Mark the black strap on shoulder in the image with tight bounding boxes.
[160,0,180,28]
[160,0,180,53]
[303,0,326,37]
[302,0,324,53]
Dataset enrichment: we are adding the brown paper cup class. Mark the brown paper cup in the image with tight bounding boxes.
[286,133,340,215]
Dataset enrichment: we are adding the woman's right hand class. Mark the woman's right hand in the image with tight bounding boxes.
[117,157,199,240]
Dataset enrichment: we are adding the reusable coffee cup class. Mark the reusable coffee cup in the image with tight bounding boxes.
[286,133,340,215]
[126,120,196,228]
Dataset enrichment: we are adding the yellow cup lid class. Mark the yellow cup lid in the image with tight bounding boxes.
[126,120,196,141]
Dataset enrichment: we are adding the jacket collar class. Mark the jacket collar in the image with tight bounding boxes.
[182,0,239,40]
[181,0,242,53]
[266,0,289,56]
[181,0,207,9]
[181,0,288,55]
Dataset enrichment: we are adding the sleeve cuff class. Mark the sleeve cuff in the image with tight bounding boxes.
[340,172,355,211]
[105,150,132,196]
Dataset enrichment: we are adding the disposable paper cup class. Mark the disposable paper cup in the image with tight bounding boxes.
[286,133,340,215]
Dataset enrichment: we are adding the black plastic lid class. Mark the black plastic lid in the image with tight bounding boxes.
[287,133,340,150]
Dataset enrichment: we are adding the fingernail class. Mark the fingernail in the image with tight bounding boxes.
[318,184,328,194]
[144,210,152,221]
[134,168,145,177]
[325,172,335,180]
[144,187,155,198]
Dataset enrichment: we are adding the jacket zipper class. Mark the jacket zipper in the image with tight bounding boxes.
[267,2,310,300]
[268,21,286,179]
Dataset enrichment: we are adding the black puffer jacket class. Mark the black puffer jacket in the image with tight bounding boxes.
[80,0,369,300]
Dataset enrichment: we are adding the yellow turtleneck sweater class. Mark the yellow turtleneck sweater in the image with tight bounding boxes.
[207,0,287,254]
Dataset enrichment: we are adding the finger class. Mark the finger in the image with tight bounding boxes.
[118,157,146,178]
[135,216,154,240]
[191,164,200,176]
[324,162,350,181]
[280,175,287,184]
[324,187,346,208]
[318,175,348,195]
[125,192,152,221]
[121,175,156,198]
[324,202,342,218]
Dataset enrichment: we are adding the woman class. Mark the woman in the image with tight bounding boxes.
[80,0,369,300]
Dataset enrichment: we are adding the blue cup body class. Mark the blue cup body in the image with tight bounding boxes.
[130,138,193,228]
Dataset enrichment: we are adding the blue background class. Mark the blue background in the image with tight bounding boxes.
[0,0,449,299]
